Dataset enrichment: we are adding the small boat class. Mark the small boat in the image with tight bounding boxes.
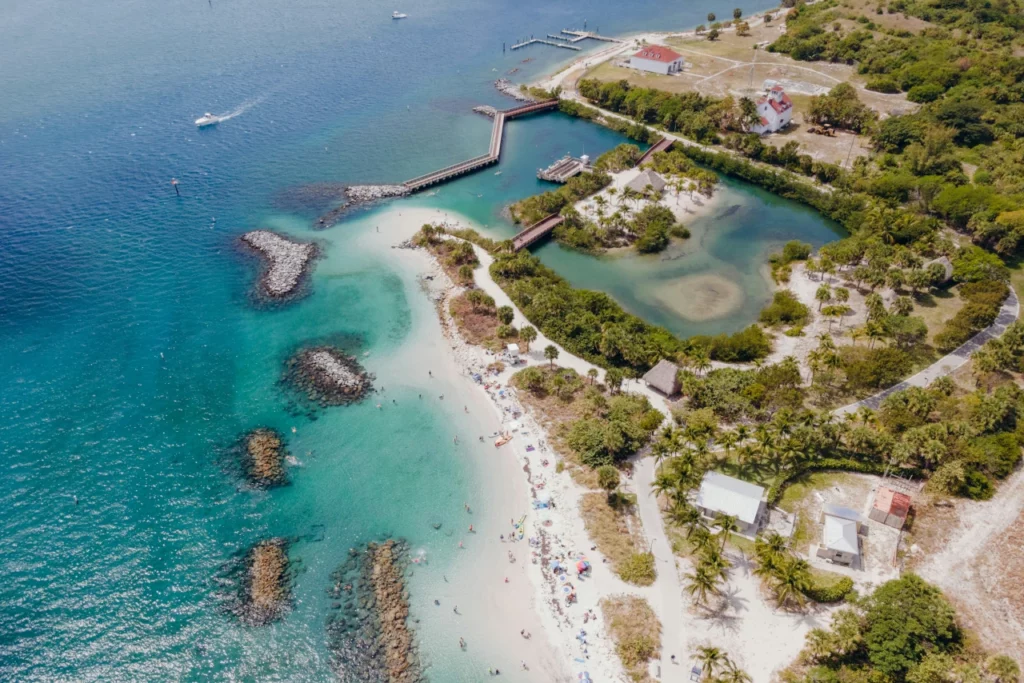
[494,170,502,175]
[391,11,407,19]
[494,433,513,448]
[195,113,219,127]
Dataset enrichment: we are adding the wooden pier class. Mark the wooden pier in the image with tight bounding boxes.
[511,38,581,51]
[636,137,675,166]
[403,100,559,193]
[560,29,623,43]
[512,213,564,251]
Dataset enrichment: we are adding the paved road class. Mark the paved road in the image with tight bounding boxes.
[834,287,1020,415]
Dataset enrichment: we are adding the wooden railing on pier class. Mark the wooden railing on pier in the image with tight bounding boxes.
[512,213,564,251]
[403,100,558,193]
[636,137,674,166]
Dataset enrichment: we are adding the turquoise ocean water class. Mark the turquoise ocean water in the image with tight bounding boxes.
[0,0,840,680]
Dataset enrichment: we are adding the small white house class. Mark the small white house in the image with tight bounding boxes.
[816,504,862,567]
[750,85,793,134]
[629,46,685,75]
[694,472,767,536]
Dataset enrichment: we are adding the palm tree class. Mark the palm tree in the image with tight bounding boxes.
[544,344,559,368]
[700,544,732,582]
[691,346,712,376]
[771,556,812,609]
[720,658,752,683]
[815,283,833,311]
[607,186,618,205]
[587,367,598,385]
[695,645,725,679]
[718,430,739,460]
[714,513,740,549]
[519,325,538,352]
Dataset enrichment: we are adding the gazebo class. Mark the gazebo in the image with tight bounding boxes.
[642,359,681,396]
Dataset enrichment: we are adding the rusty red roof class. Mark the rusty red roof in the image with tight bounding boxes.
[873,487,911,518]
[633,46,682,63]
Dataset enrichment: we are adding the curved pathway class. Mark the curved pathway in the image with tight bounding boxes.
[834,287,1019,415]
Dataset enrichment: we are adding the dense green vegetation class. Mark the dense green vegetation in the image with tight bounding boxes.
[785,574,1018,683]
[488,248,773,371]
[510,170,612,226]
[577,78,742,144]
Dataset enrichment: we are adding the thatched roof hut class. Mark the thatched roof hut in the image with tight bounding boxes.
[626,169,667,194]
[642,359,681,396]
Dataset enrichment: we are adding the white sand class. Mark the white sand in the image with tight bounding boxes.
[355,204,840,682]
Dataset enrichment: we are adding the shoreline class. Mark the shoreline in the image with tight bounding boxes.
[356,205,639,681]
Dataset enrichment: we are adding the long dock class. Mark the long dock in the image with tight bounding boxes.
[636,137,675,166]
[511,38,581,51]
[512,213,564,251]
[403,100,558,193]
[560,29,623,43]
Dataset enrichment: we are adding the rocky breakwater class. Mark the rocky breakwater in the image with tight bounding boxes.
[239,428,288,488]
[239,230,319,303]
[495,78,537,102]
[283,346,374,408]
[316,185,410,229]
[227,538,292,626]
[326,540,423,683]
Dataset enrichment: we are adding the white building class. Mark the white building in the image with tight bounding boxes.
[694,472,767,536]
[629,45,684,75]
[750,85,793,134]
[816,504,862,567]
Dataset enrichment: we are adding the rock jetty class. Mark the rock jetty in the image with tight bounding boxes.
[326,540,423,683]
[283,346,374,407]
[495,78,537,102]
[240,428,288,488]
[316,185,411,229]
[232,538,292,626]
[239,230,318,302]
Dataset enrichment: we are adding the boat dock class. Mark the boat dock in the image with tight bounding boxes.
[560,29,623,43]
[512,213,564,251]
[402,99,559,193]
[537,154,593,183]
[511,38,581,51]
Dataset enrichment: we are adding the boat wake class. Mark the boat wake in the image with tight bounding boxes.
[196,96,264,127]
[217,96,264,122]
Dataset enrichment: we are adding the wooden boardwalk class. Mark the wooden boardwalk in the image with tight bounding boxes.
[636,137,674,166]
[511,213,564,251]
[403,100,558,192]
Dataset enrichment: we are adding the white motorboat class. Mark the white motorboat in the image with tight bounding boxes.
[195,113,220,127]
[391,11,407,19]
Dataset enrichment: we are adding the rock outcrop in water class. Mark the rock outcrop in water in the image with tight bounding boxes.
[283,346,374,407]
[239,230,319,302]
[240,428,288,488]
[228,538,292,626]
[495,78,537,102]
[326,540,422,683]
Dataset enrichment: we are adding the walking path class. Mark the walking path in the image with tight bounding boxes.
[835,287,1019,415]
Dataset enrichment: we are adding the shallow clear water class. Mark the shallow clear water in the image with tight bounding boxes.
[2,0,832,679]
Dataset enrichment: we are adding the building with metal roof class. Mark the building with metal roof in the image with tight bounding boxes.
[694,471,767,535]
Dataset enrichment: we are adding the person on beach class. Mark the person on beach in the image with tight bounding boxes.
[464,502,471,513]
[453,605,459,614]
[468,525,474,533]
[458,541,464,549]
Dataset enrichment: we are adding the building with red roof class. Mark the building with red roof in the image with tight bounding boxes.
[750,85,793,134]
[869,487,912,529]
[629,45,685,75]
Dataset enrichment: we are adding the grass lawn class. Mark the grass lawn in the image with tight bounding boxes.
[911,286,964,345]
[777,470,858,548]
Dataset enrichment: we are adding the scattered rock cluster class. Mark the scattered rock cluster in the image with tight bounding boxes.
[495,78,536,102]
[283,346,374,407]
[239,428,288,488]
[228,538,292,627]
[326,540,423,683]
[239,230,318,302]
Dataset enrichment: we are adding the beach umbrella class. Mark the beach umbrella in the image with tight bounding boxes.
[576,560,590,574]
